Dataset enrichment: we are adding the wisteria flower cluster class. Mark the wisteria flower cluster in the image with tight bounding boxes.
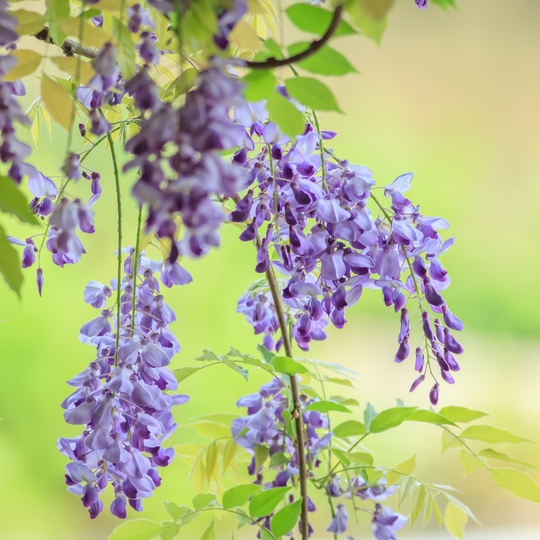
[58,249,191,518]
[232,96,464,404]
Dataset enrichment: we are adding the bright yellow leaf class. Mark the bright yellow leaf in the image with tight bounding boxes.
[12,10,46,35]
[41,74,74,131]
[229,20,263,52]
[49,56,95,84]
[444,502,467,540]
[3,50,42,82]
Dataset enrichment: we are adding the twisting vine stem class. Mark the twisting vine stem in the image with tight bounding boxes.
[107,133,122,367]
[245,5,344,69]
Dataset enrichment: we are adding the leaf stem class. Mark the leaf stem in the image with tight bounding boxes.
[131,206,143,334]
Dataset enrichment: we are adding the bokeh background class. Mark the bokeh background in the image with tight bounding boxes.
[1,0,539,538]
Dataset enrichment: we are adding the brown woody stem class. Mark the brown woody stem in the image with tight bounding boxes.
[34,27,99,59]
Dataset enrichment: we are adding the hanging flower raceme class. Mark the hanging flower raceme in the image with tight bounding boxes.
[232,96,464,403]
[232,380,333,536]
[126,65,247,261]
[58,249,191,518]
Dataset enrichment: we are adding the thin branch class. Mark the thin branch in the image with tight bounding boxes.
[244,5,343,70]
[34,27,99,59]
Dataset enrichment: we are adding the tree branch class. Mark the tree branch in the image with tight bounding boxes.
[244,5,343,70]
[34,27,99,59]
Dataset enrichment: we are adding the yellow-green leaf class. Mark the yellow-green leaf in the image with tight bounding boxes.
[444,502,467,540]
[438,406,488,423]
[4,50,42,82]
[113,19,136,80]
[432,497,442,529]
[229,20,263,51]
[222,439,238,474]
[387,454,416,486]
[49,56,95,85]
[0,223,23,296]
[410,484,427,526]
[200,519,215,540]
[58,17,110,48]
[182,421,231,439]
[461,425,533,445]
[41,74,74,131]
[478,448,538,470]
[459,450,485,477]
[12,10,46,35]
[490,467,540,503]
[0,176,39,225]
[254,444,269,471]
[423,493,433,526]
[397,476,415,508]
[441,429,463,454]
[108,519,165,540]
[206,442,219,482]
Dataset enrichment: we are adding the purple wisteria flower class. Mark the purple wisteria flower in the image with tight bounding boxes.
[232,380,332,536]
[58,249,191,518]
[231,97,464,402]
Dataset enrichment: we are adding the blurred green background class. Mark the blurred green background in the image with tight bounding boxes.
[1,0,539,538]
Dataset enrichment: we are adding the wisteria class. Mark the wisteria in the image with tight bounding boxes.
[58,249,191,518]
[232,96,464,405]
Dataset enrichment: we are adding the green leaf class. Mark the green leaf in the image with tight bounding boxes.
[163,68,198,100]
[333,420,366,438]
[269,452,289,468]
[459,450,485,477]
[206,441,219,482]
[282,409,295,439]
[410,484,427,526]
[200,519,215,540]
[423,493,433,526]
[398,476,416,508]
[223,484,264,509]
[254,444,269,471]
[357,0,395,20]
[196,349,221,362]
[257,344,276,363]
[234,508,252,528]
[192,493,217,511]
[430,0,457,9]
[369,407,417,433]
[363,403,377,431]
[271,498,302,537]
[346,452,373,466]
[0,176,39,224]
[180,507,200,526]
[285,77,341,113]
[286,4,357,37]
[221,355,249,380]
[114,20,136,81]
[460,425,533,445]
[407,409,456,426]
[45,0,69,45]
[347,2,388,45]
[387,454,416,486]
[331,448,351,466]
[304,400,351,414]
[12,10,46,36]
[287,43,357,77]
[222,439,238,473]
[173,366,203,383]
[321,376,354,388]
[478,448,538,470]
[444,495,480,524]
[249,487,291,518]
[266,90,305,138]
[328,395,359,407]
[108,519,165,540]
[0,224,23,296]
[441,429,463,454]
[159,522,181,540]
[438,406,488,423]
[242,71,276,102]
[182,422,231,439]
[162,501,187,522]
[444,502,467,540]
[490,468,540,503]
[432,498,443,529]
[271,355,309,376]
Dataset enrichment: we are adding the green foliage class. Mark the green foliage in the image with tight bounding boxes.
[478,448,538,470]
[459,450,485,477]
[162,501,187,522]
[242,71,276,102]
[266,90,305,138]
[444,502,467,540]
[269,452,290,468]
[369,406,417,433]
[490,468,540,503]
[192,493,217,511]
[199,519,215,540]
[173,366,204,382]
[333,420,366,438]
[407,409,456,426]
[182,421,231,439]
[0,223,23,296]
[45,0,69,46]
[460,425,533,445]
[0,176,39,225]
[304,400,351,413]
[347,0,389,45]
[108,519,165,540]
[249,487,291,518]
[271,355,309,376]
[163,69,198,101]
[285,4,357,37]
[159,521,181,540]
[387,454,416,486]
[410,484,427,526]
[430,0,457,9]
[271,498,302,536]
[254,443,269,470]
[363,402,377,431]
[285,77,341,113]
[438,406,488,423]
[287,43,357,76]
[346,452,374,466]
[223,484,264,509]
